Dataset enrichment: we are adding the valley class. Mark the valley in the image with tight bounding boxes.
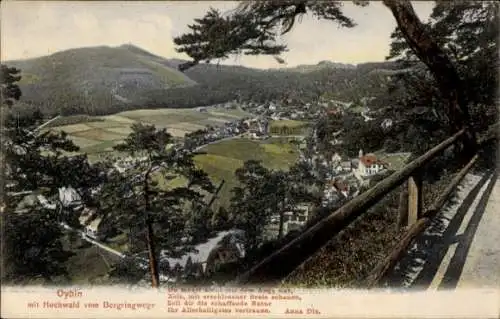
[5,43,401,286]
[45,106,254,162]
[45,106,302,211]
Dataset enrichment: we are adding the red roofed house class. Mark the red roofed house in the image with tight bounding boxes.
[356,149,387,177]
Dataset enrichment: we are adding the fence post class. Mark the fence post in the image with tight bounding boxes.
[407,172,423,226]
[397,182,409,230]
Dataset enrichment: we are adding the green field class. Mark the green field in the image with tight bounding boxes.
[270,119,308,128]
[269,119,309,136]
[64,136,299,283]
[147,137,300,210]
[193,137,300,209]
[46,107,254,161]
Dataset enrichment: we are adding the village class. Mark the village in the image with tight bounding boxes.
[11,92,412,285]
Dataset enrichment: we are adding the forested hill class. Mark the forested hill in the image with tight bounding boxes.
[5,44,399,117]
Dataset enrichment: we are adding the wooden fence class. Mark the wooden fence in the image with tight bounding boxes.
[235,123,498,285]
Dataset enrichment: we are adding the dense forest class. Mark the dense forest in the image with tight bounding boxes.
[6,44,399,118]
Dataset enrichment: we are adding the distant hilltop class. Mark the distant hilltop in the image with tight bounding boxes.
[288,60,357,72]
[4,44,402,117]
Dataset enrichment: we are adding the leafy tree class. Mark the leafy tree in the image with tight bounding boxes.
[268,170,317,239]
[388,1,498,108]
[212,206,231,231]
[229,160,271,251]
[342,117,386,158]
[174,3,356,70]
[108,256,147,285]
[3,114,107,225]
[99,123,215,287]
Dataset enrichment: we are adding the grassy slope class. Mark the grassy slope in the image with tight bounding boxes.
[154,137,299,210]
[60,137,299,283]
[269,119,310,136]
[194,137,300,209]
[12,45,195,86]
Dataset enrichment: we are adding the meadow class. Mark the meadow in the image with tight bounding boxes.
[193,136,300,209]
[46,106,253,162]
[269,119,310,136]
[43,111,302,283]
[153,136,301,210]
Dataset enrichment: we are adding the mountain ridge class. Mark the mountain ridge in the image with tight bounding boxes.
[5,44,390,72]
[4,44,399,117]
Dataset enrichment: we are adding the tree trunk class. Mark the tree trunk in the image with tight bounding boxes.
[278,209,285,240]
[397,184,409,231]
[146,218,160,288]
[144,168,160,288]
[382,0,476,150]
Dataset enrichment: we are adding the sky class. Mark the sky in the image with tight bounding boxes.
[1,1,434,69]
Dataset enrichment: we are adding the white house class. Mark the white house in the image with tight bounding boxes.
[322,186,342,206]
[331,153,342,164]
[14,186,83,214]
[161,229,246,279]
[59,187,82,208]
[265,203,312,239]
[381,118,393,130]
[78,207,102,240]
[356,150,387,177]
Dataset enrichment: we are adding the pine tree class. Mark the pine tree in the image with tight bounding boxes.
[99,123,215,287]
[386,1,498,136]
[1,64,102,283]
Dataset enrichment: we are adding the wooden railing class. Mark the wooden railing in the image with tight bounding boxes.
[234,123,498,285]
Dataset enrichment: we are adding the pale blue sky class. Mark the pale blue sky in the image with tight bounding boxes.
[1,1,434,69]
